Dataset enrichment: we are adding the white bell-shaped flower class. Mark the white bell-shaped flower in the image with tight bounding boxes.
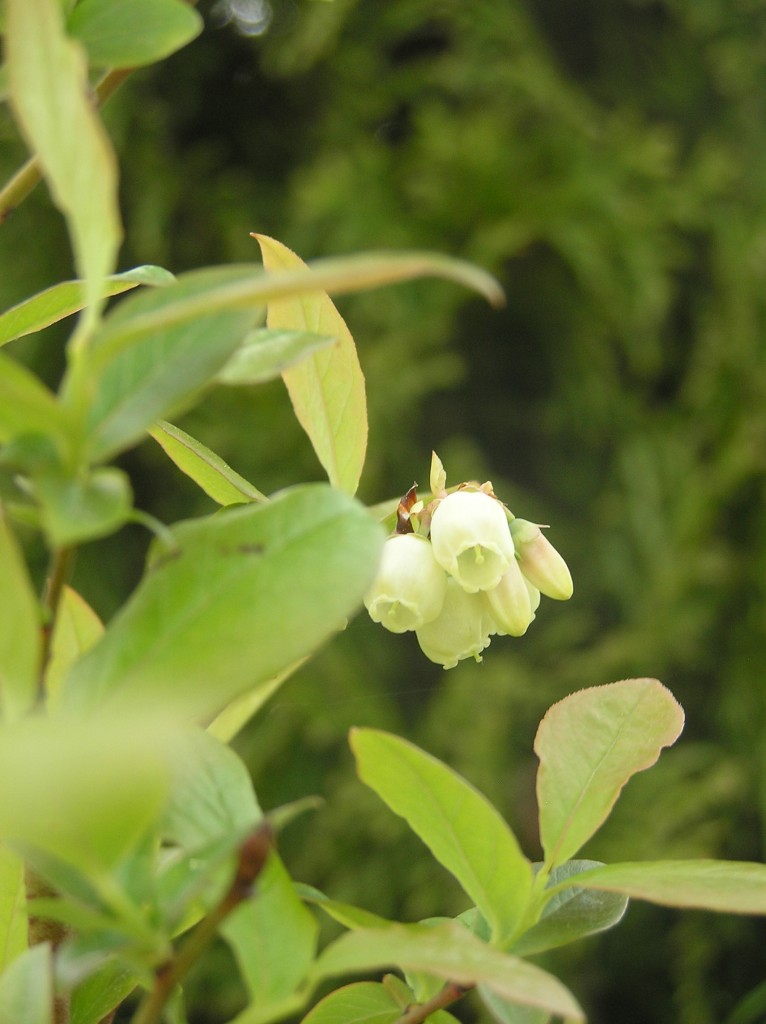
[416,576,494,669]
[484,557,534,637]
[364,533,447,634]
[510,519,573,600]
[429,490,515,593]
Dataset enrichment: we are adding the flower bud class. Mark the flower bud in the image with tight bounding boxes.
[510,519,573,600]
[416,577,494,669]
[365,534,447,634]
[484,557,534,636]
[429,490,515,593]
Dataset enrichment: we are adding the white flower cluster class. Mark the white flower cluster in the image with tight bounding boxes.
[364,454,573,669]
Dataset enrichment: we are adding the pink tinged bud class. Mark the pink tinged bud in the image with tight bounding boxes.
[416,577,494,669]
[429,490,515,594]
[484,557,534,636]
[510,519,573,601]
[365,534,447,634]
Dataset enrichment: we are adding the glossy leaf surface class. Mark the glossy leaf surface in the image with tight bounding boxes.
[536,679,684,868]
[351,729,532,944]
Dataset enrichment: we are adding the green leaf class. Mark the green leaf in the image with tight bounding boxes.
[161,728,261,848]
[314,922,584,1022]
[257,235,368,495]
[510,862,628,956]
[46,585,103,707]
[478,986,550,1024]
[0,511,39,721]
[62,484,383,722]
[0,715,172,872]
[223,853,318,1010]
[301,983,401,1024]
[296,884,395,931]
[70,960,137,1024]
[35,465,132,546]
[0,352,67,445]
[0,844,27,970]
[535,679,685,869]
[68,0,202,68]
[0,943,52,1024]
[570,859,766,915]
[6,0,121,334]
[207,663,302,742]
[217,328,337,386]
[149,420,266,506]
[0,266,174,350]
[350,729,533,945]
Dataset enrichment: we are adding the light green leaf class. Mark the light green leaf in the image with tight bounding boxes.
[351,729,532,945]
[0,844,27,970]
[161,728,262,849]
[6,0,121,334]
[35,465,132,546]
[257,235,368,495]
[0,266,174,350]
[301,983,401,1024]
[0,715,172,872]
[149,420,266,506]
[570,859,766,915]
[0,352,66,445]
[314,922,584,1022]
[510,861,628,956]
[0,943,52,1024]
[296,884,395,931]
[478,986,550,1024]
[217,327,336,386]
[63,484,383,722]
[223,853,318,1010]
[0,511,39,721]
[45,585,103,707]
[68,0,202,68]
[207,661,305,742]
[535,679,685,869]
[70,960,137,1024]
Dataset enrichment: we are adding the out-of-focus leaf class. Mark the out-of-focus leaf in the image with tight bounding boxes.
[0,266,174,349]
[149,420,266,506]
[300,983,401,1024]
[510,862,628,956]
[0,715,172,872]
[535,679,684,869]
[0,511,39,721]
[6,0,121,333]
[46,586,103,706]
[223,853,318,1009]
[478,986,550,1024]
[161,728,261,849]
[0,352,66,444]
[68,0,202,68]
[314,922,584,1022]
[207,662,303,742]
[0,844,27,970]
[35,465,132,546]
[296,884,394,930]
[570,859,766,914]
[0,943,52,1023]
[217,327,336,386]
[257,235,368,495]
[70,960,137,1024]
[351,729,532,945]
[63,485,383,722]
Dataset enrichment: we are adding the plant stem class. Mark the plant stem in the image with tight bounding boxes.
[38,545,74,699]
[129,824,273,1024]
[393,981,473,1024]
[0,66,136,224]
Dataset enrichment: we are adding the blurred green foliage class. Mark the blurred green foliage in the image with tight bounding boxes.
[3,0,766,1021]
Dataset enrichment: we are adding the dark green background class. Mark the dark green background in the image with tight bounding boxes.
[2,1,766,1021]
